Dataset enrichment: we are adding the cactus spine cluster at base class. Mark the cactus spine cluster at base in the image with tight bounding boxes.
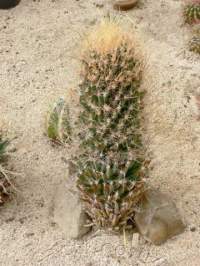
[76,21,146,231]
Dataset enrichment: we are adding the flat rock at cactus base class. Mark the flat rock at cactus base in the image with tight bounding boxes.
[135,189,185,245]
[52,185,91,239]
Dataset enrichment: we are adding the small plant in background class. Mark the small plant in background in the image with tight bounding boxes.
[189,35,200,53]
[0,137,9,158]
[46,97,72,144]
[0,135,10,204]
[75,20,147,231]
[184,1,200,24]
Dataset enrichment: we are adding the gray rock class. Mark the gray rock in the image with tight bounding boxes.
[135,189,185,245]
[52,185,91,239]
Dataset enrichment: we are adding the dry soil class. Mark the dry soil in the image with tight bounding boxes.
[0,0,200,265]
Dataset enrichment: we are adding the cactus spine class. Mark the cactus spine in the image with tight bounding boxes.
[76,21,146,231]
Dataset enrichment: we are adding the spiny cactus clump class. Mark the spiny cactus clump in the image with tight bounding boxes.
[189,36,200,53]
[76,21,146,231]
[46,98,72,144]
[184,2,200,24]
[0,136,10,204]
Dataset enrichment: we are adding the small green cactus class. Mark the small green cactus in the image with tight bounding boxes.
[76,21,146,231]
[46,98,72,144]
[184,3,200,24]
[189,36,200,53]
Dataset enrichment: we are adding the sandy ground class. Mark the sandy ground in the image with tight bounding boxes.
[0,0,200,265]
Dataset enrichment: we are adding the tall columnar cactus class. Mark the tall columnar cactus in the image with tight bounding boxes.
[76,21,146,231]
[184,2,200,24]
[0,135,10,204]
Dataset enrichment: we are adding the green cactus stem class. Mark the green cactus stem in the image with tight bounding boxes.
[76,21,146,231]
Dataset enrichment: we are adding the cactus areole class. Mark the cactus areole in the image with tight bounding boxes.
[76,21,147,231]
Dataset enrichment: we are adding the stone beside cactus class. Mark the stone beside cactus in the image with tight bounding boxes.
[113,0,138,11]
[184,2,200,24]
[76,21,146,231]
[46,98,72,144]
[0,136,10,204]
[0,0,20,9]
[189,36,200,53]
